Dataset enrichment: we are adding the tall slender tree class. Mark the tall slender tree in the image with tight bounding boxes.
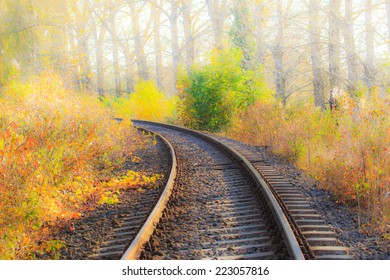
[206,0,228,49]
[170,0,180,90]
[230,0,252,69]
[95,23,107,97]
[309,0,325,108]
[153,0,163,88]
[272,0,286,103]
[122,43,135,93]
[108,3,122,97]
[253,0,265,64]
[329,0,341,91]
[182,0,195,70]
[129,0,149,80]
[386,1,390,54]
[364,0,375,91]
[342,0,359,92]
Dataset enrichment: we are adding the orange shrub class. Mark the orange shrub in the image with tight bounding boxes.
[0,73,153,259]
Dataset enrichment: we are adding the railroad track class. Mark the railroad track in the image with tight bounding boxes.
[89,120,353,260]
[125,120,303,260]
[210,136,354,260]
[86,127,174,260]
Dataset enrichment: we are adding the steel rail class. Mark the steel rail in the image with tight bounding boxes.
[130,120,305,260]
[121,127,177,260]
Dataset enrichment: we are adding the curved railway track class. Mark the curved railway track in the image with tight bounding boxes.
[209,136,354,260]
[86,128,174,260]
[127,121,304,260]
[89,120,353,260]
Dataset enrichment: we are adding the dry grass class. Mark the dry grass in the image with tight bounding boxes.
[227,92,390,232]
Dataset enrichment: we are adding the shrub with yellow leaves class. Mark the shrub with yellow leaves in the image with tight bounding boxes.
[103,80,177,122]
[0,72,149,259]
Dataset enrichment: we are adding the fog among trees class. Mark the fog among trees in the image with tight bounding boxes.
[1,0,390,104]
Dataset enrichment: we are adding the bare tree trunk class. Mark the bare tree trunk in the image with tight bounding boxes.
[96,24,106,97]
[109,10,122,97]
[80,36,92,91]
[206,0,227,49]
[342,0,359,92]
[254,1,265,64]
[273,50,285,104]
[50,2,70,85]
[153,0,163,88]
[272,0,286,103]
[71,0,94,91]
[182,0,194,70]
[387,2,390,54]
[119,40,135,94]
[364,0,375,91]
[65,22,78,90]
[231,0,251,69]
[309,0,325,109]
[129,1,149,80]
[124,48,134,94]
[170,0,180,90]
[329,0,341,90]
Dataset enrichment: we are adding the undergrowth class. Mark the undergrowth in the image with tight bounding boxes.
[177,48,270,132]
[226,91,390,232]
[0,73,161,259]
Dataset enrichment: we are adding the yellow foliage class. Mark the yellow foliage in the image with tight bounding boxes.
[105,80,176,122]
[0,72,154,259]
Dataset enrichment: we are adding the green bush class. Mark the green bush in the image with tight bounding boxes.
[177,48,270,132]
